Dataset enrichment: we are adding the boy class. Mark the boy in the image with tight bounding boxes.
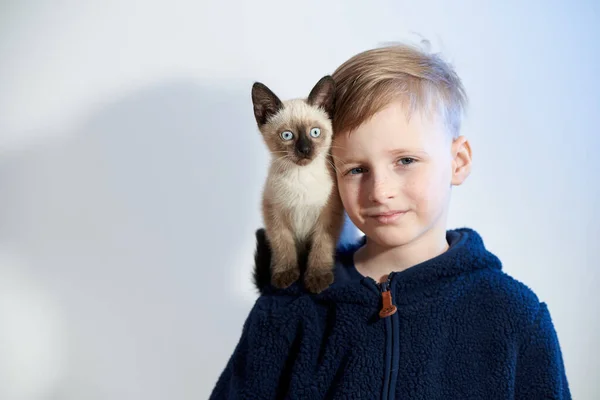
[210,44,571,399]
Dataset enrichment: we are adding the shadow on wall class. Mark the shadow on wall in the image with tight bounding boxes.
[0,80,271,399]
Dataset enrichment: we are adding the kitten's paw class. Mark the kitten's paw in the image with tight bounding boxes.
[304,268,334,294]
[271,268,300,289]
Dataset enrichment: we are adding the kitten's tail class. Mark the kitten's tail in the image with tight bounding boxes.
[252,228,272,294]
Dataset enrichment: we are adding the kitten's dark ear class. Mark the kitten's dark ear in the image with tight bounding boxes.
[307,75,335,119]
[251,82,283,126]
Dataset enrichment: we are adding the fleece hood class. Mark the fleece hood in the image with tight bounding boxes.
[252,227,503,306]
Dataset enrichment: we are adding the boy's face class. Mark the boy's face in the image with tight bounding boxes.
[332,101,471,249]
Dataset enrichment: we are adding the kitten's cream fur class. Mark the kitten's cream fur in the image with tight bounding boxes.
[251,76,344,293]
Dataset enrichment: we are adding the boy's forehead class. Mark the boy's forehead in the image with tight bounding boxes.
[333,123,442,155]
[333,103,449,156]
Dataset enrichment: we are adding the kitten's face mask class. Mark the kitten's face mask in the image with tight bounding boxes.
[251,76,335,166]
[272,122,327,166]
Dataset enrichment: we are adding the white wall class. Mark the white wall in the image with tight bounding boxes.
[0,0,598,398]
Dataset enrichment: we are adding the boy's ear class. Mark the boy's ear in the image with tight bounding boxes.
[307,75,335,119]
[251,82,283,126]
[451,136,472,186]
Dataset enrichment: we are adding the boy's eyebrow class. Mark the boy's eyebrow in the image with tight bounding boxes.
[388,148,429,156]
[337,148,429,166]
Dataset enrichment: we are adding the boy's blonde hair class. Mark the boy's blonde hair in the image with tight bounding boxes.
[331,43,467,138]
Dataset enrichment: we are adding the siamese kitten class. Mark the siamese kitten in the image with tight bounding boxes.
[251,76,344,294]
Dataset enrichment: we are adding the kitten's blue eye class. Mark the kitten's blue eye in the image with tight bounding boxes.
[280,131,294,141]
[310,127,321,138]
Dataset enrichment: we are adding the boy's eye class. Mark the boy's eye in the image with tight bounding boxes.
[348,167,364,175]
[398,157,415,166]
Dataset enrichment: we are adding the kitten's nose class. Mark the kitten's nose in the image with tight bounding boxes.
[295,141,312,157]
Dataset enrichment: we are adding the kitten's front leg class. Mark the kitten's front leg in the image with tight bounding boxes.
[304,228,336,294]
[263,201,300,289]
[268,226,300,289]
[304,195,344,293]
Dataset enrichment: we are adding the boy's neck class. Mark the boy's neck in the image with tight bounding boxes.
[354,226,450,283]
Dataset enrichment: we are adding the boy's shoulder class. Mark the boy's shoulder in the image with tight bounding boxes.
[440,227,547,322]
[475,257,542,304]
[461,261,548,334]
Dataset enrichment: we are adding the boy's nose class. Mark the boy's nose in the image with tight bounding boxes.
[368,179,397,203]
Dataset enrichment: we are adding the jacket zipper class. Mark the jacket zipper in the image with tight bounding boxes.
[378,273,399,400]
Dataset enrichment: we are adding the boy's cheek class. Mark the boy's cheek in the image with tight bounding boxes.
[337,185,359,211]
[337,186,353,208]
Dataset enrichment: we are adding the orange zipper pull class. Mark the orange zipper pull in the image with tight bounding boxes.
[379,288,397,318]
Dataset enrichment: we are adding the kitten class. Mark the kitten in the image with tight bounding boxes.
[251,76,344,294]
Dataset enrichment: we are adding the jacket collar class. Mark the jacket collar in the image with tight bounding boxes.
[253,228,502,305]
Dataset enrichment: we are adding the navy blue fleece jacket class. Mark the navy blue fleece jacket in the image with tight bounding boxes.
[210,228,571,399]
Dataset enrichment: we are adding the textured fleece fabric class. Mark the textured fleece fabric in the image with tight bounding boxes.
[210,228,571,399]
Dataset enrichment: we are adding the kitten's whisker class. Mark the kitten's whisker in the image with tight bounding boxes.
[271,155,291,173]
[273,155,288,164]
[329,154,349,169]
[325,159,341,175]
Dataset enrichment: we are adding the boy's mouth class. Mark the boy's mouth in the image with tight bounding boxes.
[369,210,406,216]
[367,210,407,224]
